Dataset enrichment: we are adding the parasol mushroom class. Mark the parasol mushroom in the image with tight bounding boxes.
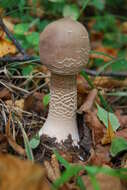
[39,17,90,145]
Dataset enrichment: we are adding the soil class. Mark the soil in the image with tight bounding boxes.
[33,113,92,163]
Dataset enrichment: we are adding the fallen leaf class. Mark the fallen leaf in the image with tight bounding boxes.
[0,38,17,57]
[90,46,117,62]
[94,77,127,88]
[44,154,61,182]
[85,110,104,145]
[115,110,127,128]
[5,112,25,156]
[3,17,14,32]
[82,171,122,190]
[0,133,8,153]
[116,128,127,141]
[24,92,45,113]
[0,88,11,100]
[0,153,50,190]
[77,75,90,95]
[88,146,111,166]
[51,154,61,179]
[78,89,98,113]
[121,153,127,189]
[44,160,57,182]
[121,21,127,33]
[6,99,24,109]
[15,99,24,110]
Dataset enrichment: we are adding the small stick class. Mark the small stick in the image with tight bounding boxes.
[0,17,26,55]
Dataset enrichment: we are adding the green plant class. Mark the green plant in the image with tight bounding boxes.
[52,150,127,190]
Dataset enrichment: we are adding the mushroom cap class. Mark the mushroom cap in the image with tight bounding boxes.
[39,17,90,75]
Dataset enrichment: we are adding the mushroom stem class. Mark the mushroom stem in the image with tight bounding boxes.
[39,73,79,144]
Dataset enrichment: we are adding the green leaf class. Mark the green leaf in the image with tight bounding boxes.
[110,137,127,157]
[37,20,50,32]
[22,65,34,76]
[97,104,120,131]
[0,0,21,9]
[63,4,80,20]
[89,175,100,190]
[77,176,86,190]
[78,0,90,19]
[91,0,105,10]
[29,134,40,149]
[80,71,94,89]
[111,59,127,71]
[14,23,29,35]
[54,149,70,168]
[43,93,50,107]
[26,32,39,47]
[85,165,127,180]
[52,165,83,189]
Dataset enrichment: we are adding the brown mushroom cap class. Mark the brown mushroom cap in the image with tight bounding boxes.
[39,17,90,75]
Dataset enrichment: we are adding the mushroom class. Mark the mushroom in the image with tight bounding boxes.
[39,17,90,145]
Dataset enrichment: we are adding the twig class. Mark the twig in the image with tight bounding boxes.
[84,69,127,78]
[1,55,127,78]
[0,80,29,94]
[0,17,26,56]
[0,55,32,63]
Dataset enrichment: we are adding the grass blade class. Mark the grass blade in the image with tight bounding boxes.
[17,120,34,162]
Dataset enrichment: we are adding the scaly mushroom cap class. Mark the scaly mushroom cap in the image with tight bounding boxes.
[39,17,90,75]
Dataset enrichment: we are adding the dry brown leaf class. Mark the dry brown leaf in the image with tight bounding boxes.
[101,116,115,145]
[6,99,24,109]
[0,29,5,39]
[59,151,73,163]
[91,31,104,43]
[44,154,61,182]
[121,21,127,33]
[116,128,127,141]
[44,160,56,182]
[5,99,24,119]
[3,17,14,32]
[61,183,79,190]
[51,154,61,179]
[85,111,104,145]
[82,170,122,190]
[24,92,45,113]
[88,146,111,166]
[0,88,11,100]
[5,112,25,156]
[0,133,8,153]
[28,0,44,18]
[0,38,17,57]
[44,155,79,190]
[0,153,50,190]
[94,77,127,88]
[90,46,117,62]
[15,99,24,110]
[121,153,127,189]
[78,89,98,113]
[115,110,127,128]
[77,75,90,95]
[0,8,4,16]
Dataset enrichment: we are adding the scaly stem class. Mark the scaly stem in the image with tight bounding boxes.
[49,73,77,119]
